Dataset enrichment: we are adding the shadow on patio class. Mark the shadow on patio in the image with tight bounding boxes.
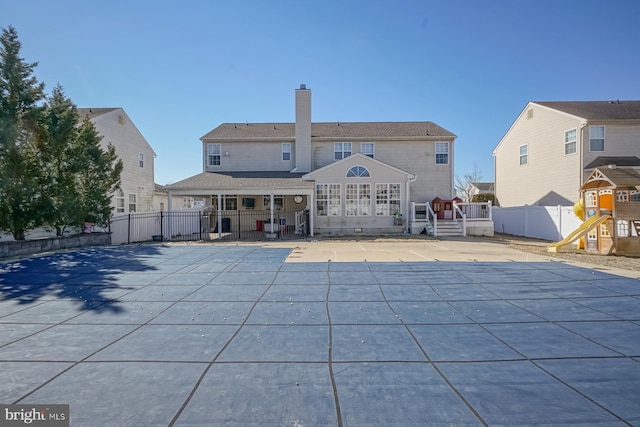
[0,245,164,314]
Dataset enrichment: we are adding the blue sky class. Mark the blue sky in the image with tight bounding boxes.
[3,0,640,185]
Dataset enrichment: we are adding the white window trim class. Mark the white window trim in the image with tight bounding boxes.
[375,183,401,216]
[435,142,449,165]
[345,183,371,216]
[361,142,375,158]
[334,142,352,160]
[138,153,144,168]
[564,129,577,155]
[519,144,528,165]
[128,194,137,213]
[589,125,605,152]
[282,143,291,161]
[346,165,370,177]
[115,189,125,213]
[207,143,221,167]
[316,183,341,216]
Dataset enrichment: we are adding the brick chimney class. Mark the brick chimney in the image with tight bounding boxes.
[294,84,312,173]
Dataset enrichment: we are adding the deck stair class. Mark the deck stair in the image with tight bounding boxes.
[436,220,464,236]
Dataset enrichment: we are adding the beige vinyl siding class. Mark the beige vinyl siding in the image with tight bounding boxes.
[203,140,295,172]
[582,123,640,180]
[91,109,156,213]
[312,139,453,203]
[310,155,411,233]
[495,104,583,206]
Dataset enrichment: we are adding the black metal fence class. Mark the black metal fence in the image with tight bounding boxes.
[109,210,309,244]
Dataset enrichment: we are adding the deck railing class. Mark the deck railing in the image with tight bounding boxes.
[456,201,492,220]
[410,201,492,236]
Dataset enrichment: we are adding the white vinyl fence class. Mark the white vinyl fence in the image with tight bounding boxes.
[492,205,583,242]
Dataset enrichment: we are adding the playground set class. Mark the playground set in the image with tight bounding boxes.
[548,166,640,256]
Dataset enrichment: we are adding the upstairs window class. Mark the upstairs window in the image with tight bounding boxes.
[347,166,370,177]
[334,142,352,160]
[435,142,449,164]
[282,143,291,161]
[564,129,576,155]
[361,142,375,158]
[207,143,221,166]
[138,153,144,168]
[589,125,605,152]
[519,144,528,165]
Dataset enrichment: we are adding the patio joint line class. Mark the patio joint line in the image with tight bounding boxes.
[326,262,344,427]
[11,272,210,404]
[531,359,634,426]
[167,255,283,427]
[371,262,490,427]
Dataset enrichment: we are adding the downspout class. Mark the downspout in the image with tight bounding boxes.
[579,120,588,187]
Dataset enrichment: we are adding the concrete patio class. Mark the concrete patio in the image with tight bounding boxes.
[0,239,638,426]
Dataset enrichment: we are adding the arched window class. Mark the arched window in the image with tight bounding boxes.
[347,166,370,177]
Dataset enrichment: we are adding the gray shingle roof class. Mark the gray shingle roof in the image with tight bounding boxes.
[166,172,314,192]
[584,156,640,170]
[201,121,456,140]
[534,101,640,120]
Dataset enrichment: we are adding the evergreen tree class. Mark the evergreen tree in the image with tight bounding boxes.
[0,26,46,240]
[75,118,123,227]
[38,85,83,236]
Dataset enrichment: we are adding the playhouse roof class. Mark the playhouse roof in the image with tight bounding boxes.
[582,167,640,190]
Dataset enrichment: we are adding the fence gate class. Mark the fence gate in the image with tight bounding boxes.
[109,210,309,245]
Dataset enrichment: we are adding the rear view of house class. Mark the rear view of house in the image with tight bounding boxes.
[166,85,459,237]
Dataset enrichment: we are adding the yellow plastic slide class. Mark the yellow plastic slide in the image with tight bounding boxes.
[547,214,612,253]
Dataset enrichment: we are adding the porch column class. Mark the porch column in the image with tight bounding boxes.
[269,193,274,232]
[217,194,222,239]
[308,190,314,237]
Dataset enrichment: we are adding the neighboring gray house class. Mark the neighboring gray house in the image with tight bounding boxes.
[167,85,457,236]
[77,108,156,214]
[493,101,640,207]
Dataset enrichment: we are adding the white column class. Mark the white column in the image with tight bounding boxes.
[217,194,222,239]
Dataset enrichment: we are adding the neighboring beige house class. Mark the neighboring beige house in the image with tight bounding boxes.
[166,85,457,236]
[463,182,494,202]
[493,101,640,207]
[77,108,156,214]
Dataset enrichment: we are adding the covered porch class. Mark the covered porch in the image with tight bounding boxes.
[164,172,315,241]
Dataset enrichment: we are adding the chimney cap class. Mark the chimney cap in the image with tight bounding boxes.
[299,84,307,90]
